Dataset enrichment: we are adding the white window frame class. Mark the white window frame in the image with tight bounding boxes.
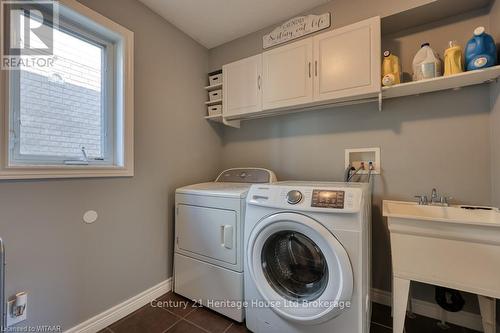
[0,0,134,179]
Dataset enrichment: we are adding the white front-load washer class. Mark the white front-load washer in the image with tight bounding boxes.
[174,168,276,322]
[244,182,371,333]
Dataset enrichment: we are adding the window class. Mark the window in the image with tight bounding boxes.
[12,15,112,165]
[1,0,134,178]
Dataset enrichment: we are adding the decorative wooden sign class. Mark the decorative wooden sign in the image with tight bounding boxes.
[263,13,331,49]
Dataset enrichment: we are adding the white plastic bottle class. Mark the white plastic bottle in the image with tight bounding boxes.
[412,43,442,81]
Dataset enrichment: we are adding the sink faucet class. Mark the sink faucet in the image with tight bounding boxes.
[431,188,439,204]
[415,188,451,206]
[414,195,428,205]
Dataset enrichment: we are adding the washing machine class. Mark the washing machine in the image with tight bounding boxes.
[244,182,371,333]
[174,168,276,322]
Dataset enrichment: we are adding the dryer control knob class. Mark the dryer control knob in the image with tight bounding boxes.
[287,190,303,205]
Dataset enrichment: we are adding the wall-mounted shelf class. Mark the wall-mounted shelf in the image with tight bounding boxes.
[205,99,222,105]
[204,114,223,122]
[205,114,240,128]
[204,83,222,91]
[382,65,500,100]
[203,70,239,128]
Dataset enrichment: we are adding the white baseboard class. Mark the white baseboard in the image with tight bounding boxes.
[371,288,484,332]
[65,278,172,333]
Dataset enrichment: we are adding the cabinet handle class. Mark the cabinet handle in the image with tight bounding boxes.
[308,62,312,78]
[315,61,318,77]
[257,75,262,90]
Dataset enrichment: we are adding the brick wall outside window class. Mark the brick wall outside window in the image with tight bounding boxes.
[18,25,104,159]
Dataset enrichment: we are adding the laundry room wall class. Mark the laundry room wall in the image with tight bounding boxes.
[490,0,500,208]
[208,0,494,309]
[208,0,488,70]
[0,0,222,330]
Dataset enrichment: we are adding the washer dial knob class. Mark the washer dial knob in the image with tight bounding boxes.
[287,190,303,205]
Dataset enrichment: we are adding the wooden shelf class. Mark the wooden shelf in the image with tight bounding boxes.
[204,83,222,91]
[205,99,222,105]
[382,66,500,100]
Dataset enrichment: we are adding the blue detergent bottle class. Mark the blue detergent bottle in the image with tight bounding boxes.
[465,26,497,71]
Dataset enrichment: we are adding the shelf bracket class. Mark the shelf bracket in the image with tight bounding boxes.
[378,92,383,112]
[223,117,241,129]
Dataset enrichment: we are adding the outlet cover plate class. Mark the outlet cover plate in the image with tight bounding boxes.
[7,298,27,327]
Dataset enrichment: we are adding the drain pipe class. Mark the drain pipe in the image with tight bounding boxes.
[0,238,5,330]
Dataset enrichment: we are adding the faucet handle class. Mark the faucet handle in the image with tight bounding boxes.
[415,195,428,205]
[440,196,453,206]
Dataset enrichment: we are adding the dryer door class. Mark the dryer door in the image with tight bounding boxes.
[177,204,237,266]
[247,212,353,325]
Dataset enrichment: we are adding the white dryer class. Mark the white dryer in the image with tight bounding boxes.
[174,168,276,322]
[244,182,371,333]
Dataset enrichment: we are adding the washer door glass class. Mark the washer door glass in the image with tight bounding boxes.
[262,231,328,301]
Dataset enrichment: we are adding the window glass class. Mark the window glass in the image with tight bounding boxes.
[18,17,104,159]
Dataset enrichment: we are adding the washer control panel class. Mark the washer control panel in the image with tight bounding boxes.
[247,183,363,213]
[311,190,344,209]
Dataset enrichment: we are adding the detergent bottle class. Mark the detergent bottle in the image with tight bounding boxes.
[412,43,442,81]
[465,26,497,71]
[444,41,464,76]
[382,50,401,86]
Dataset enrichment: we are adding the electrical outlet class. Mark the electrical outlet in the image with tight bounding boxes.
[7,295,27,327]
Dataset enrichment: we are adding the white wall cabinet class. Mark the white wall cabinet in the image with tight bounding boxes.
[262,39,314,110]
[313,16,381,102]
[222,54,263,118]
[221,16,381,122]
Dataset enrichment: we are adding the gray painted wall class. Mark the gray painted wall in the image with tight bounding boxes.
[490,0,500,207]
[219,88,491,294]
[209,0,496,311]
[0,0,222,329]
[1,0,498,328]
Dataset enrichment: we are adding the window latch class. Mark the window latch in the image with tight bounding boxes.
[64,147,89,165]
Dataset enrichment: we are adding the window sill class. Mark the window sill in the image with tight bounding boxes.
[0,165,133,180]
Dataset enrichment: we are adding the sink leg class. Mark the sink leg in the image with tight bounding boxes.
[393,277,410,333]
[478,295,496,333]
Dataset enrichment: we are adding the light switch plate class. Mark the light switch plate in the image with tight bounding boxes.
[7,297,27,327]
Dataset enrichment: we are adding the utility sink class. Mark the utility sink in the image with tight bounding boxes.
[383,200,500,227]
[383,200,500,333]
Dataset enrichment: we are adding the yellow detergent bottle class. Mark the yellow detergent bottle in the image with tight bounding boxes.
[382,51,401,86]
[444,40,464,76]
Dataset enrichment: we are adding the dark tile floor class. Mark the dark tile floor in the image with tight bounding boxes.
[100,292,480,333]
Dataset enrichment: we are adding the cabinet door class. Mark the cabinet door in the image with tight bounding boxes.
[313,16,381,102]
[262,39,313,110]
[223,54,262,118]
